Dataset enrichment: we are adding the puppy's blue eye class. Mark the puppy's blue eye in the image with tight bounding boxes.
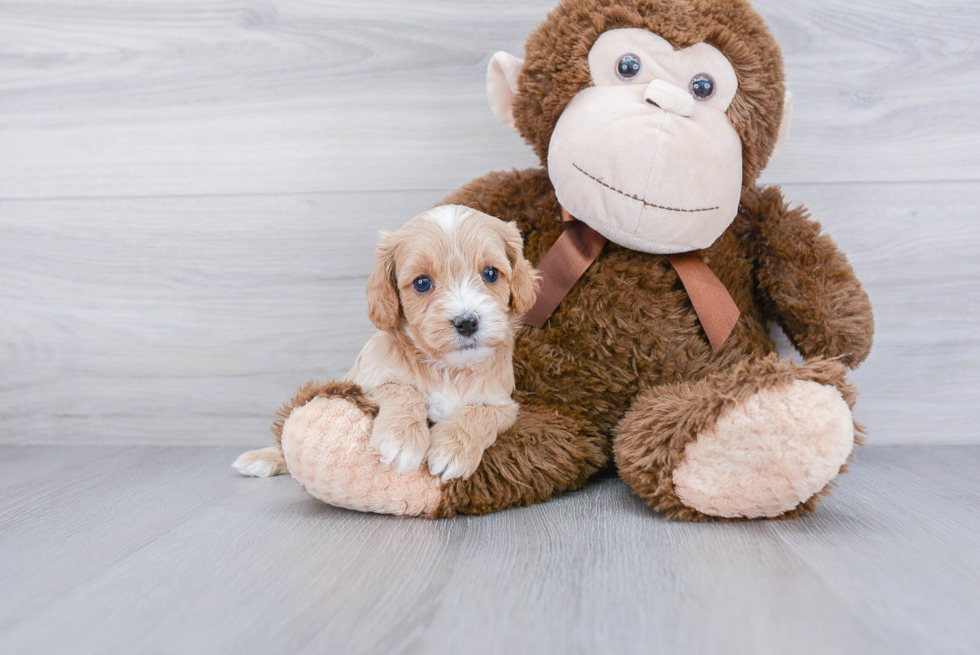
[482,267,499,284]
[413,276,432,293]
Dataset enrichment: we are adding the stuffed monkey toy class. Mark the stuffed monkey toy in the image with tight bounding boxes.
[248,0,874,521]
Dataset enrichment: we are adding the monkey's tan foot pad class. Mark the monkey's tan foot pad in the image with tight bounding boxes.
[281,395,445,516]
[672,380,854,519]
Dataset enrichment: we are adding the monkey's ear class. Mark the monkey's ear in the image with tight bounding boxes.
[770,90,794,160]
[487,51,524,132]
[366,233,401,331]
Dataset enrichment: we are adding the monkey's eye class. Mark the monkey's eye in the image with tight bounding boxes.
[482,267,499,284]
[690,74,716,100]
[616,54,641,80]
[413,276,433,293]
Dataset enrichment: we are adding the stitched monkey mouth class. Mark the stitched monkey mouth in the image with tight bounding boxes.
[572,163,719,213]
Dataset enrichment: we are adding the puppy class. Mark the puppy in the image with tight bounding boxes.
[233,204,538,481]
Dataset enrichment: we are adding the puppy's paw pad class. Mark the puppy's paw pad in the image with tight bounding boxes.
[232,447,286,477]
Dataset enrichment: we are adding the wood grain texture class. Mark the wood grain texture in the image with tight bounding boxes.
[1,1,978,446]
[0,190,445,444]
[776,180,980,444]
[0,445,977,654]
[0,0,977,200]
[2,182,977,445]
[757,0,980,186]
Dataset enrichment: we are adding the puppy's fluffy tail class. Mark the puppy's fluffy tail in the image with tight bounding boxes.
[232,446,287,478]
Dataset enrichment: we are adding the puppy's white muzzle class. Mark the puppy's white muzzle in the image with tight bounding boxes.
[440,277,506,365]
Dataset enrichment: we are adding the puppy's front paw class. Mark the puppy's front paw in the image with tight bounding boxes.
[371,411,430,473]
[426,421,485,481]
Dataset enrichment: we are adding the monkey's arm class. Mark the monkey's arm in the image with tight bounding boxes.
[743,185,874,369]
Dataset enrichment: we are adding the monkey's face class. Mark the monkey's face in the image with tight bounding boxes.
[546,28,743,254]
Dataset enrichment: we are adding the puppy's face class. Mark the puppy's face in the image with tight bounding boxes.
[367,205,538,367]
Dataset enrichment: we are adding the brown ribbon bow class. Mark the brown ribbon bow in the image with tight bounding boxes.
[523,207,740,353]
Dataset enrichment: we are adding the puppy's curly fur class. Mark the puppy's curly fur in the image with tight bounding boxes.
[236,206,539,483]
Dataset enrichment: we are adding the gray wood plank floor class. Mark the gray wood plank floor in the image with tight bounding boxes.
[1,445,977,655]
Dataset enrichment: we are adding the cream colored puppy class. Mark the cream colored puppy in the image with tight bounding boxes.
[233,205,538,481]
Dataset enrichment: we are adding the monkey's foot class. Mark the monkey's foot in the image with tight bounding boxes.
[281,394,445,516]
[671,380,854,519]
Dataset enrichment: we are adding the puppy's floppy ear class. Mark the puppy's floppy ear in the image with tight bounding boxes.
[498,221,539,316]
[366,232,401,331]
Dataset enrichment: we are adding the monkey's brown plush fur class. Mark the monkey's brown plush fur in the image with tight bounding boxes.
[435,165,871,518]
[268,0,873,520]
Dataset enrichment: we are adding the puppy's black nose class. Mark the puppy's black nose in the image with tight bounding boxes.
[452,314,479,337]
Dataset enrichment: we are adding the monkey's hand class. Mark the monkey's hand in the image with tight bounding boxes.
[744,185,874,369]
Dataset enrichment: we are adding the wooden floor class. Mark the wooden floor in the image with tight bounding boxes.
[0,445,977,655]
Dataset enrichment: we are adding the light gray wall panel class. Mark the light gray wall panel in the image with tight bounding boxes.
[0,0,977,445]
[2,181,977,445]
[0,191,442,444]
[0,1,976,199]
[778,181,980,444]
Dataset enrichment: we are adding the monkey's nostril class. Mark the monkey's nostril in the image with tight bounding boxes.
[452,314,479,337]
